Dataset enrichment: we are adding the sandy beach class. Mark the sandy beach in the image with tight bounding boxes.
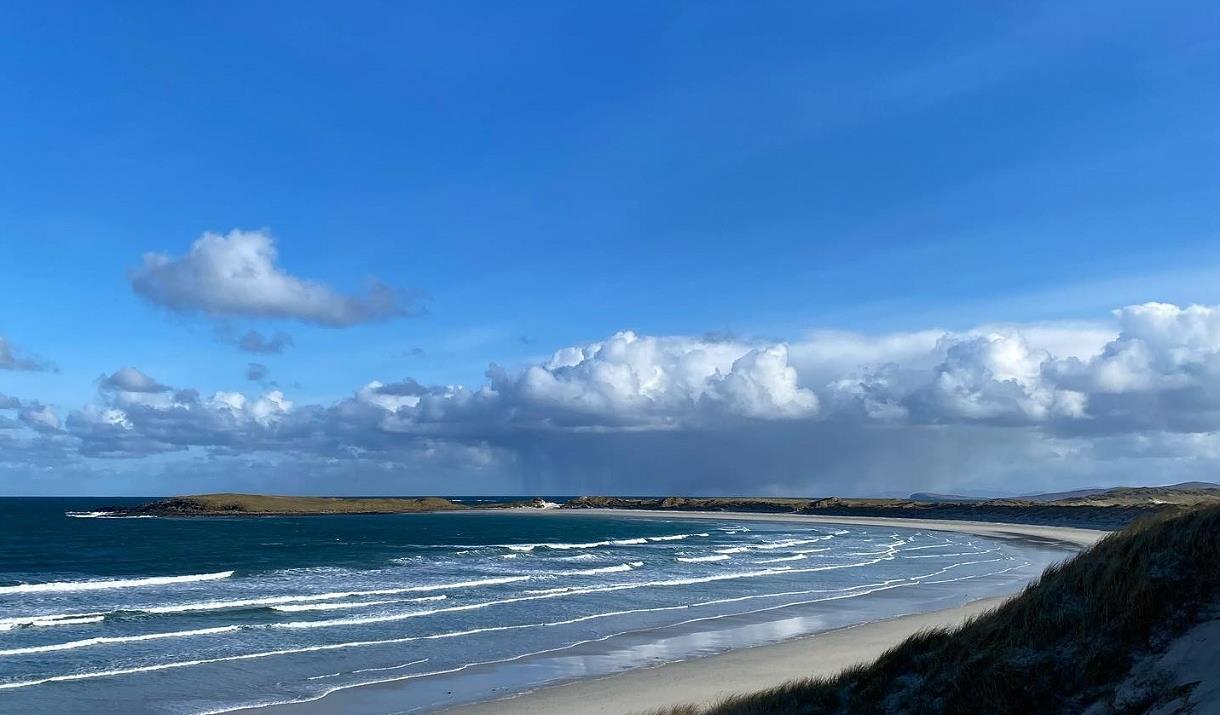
[254,510,1104,715]
[444,595,1010,715]
[440,511,1104,715]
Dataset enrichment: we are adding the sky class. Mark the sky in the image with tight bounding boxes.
[3,1,1220,496]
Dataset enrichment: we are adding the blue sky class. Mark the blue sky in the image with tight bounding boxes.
[4,2,1220,495]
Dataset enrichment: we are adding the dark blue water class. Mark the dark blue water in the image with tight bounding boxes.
[0,499,1068,714]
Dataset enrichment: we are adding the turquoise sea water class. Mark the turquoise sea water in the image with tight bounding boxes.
[0,499,1069,714]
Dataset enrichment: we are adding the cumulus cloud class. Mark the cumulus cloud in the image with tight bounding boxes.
[69,367,299,458]
[901,331,1087,424]
[60,333,818,464]
[499,332,818,428]
[130,230,417,327]
[101,367,170,394]
[15,302,1220,496]
[19,403,61,433]
[0,337,54,372]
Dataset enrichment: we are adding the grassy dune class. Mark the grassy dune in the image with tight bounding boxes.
[652,504,1220,715]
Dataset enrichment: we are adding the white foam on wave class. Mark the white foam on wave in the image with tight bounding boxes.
[902,548,997,559]
[564,562,643,576]
[675,554,730,563]
[0,551,1030,693]
[646,533,709,542]
[900,542,955,552]
[33,574,515,625]
[502,537,649,552]
[0,613,108,630]
[712,537,832,556]
[1,532,1010,675]
[0,625,239,657]
[189,580,935,714]
[26,616,105,628]
[271,596,446,613]
[0,571,234,595]
[351,657,430,675]
[754,554,807,563]
[751,537,832,550]
[0,576,522,626]
[523,585,581,595]
[271,565,822,631]
[135,576,525,615]
[64,511,154,519]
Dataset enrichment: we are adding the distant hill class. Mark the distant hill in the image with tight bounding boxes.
[1019,478,1220,500]
[1047,483,1220,507]
[911,482,1220,505]
[909,492,986,502]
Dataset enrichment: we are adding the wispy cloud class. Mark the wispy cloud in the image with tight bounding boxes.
[0,337,55,372]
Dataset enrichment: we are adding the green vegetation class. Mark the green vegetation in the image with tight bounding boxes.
[651,504,1220,715]
[119,493,470,515]
[564,485,1220,529]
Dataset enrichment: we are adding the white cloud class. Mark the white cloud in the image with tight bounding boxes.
[19,404,61,433]
[101,366,169,394]
[0,337,54,372]
[481,331,817,429]
[16,302,1220,495]
[1048,303,1220,394]
[130,230,415,327]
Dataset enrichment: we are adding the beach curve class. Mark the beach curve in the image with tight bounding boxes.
[247,510,1104,715]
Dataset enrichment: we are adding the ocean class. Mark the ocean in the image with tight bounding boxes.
[0,498,1069,714]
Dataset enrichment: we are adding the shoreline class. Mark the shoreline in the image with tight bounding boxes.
[439,511,1104,715]
[251,511,1104,715]
[443,595,1010,715]
[481,508,1106,550]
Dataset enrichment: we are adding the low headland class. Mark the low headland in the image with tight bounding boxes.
[105,493,545,516]
[110,482,1220,530]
